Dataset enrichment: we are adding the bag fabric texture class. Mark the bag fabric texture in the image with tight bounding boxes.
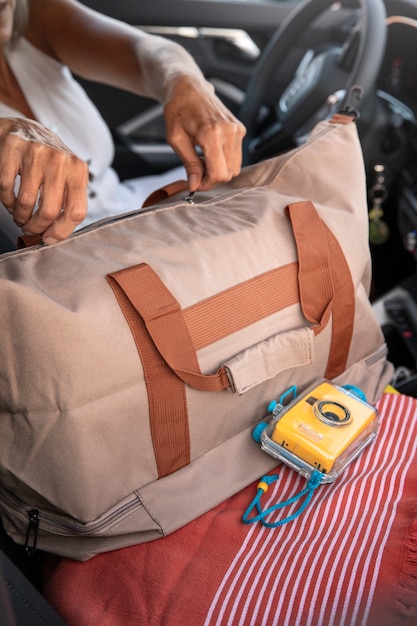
[0,115,393,560]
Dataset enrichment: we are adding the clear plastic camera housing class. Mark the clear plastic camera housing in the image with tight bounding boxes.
[257,381,379,484]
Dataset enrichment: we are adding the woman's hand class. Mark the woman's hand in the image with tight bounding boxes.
[0,118,89,244]
[26,1,247,196]
[164,76,246,192]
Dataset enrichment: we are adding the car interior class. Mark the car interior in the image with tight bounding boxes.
[1,0,417,623]
[75,0,417,397]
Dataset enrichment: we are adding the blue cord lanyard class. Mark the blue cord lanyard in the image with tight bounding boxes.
[242,470,323,528]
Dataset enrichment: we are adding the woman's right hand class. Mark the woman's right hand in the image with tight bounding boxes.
[0,117,89,244]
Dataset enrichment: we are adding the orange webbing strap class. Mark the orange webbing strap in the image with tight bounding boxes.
[285,201,355,379]
[182,263,300,350]
[108,202,342,393]
[106,274,190,478]
[17,233,43,248]
[329,113,354,125]
[106,200,353,475]
[285,202,334,331]
[141,180,189,208]
[108,264,230,393]
[106,262,302,477]
[321,222,355,378]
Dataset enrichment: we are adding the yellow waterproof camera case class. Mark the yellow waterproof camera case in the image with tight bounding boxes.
[253,381,379,483]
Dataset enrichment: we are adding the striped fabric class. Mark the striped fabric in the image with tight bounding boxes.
[205,392,417,626]
[44,392,417,626]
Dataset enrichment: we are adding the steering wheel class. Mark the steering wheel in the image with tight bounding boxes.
[239,0,387,164]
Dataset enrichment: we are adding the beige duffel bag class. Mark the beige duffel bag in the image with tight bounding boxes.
[0,114,393,560]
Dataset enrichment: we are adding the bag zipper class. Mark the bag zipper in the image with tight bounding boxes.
[0,485,146,551]
[259,120,344,187]
[25,509,40,555]
[0,119,350,261]
[364,344,389,367]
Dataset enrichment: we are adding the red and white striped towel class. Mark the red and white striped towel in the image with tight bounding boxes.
[44,392,417,626]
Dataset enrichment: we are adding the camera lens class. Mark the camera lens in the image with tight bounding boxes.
[314,400,352,426]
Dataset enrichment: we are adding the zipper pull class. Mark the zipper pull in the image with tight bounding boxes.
[24,509,40,556]
[184,191,196,204]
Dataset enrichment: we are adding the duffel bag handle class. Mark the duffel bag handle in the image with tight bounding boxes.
[287,201,355,378]
[107,200,353,391]
[107,200,354,478]
[108,262,231,391]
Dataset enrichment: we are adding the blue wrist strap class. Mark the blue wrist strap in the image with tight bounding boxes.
[242,470,323,528]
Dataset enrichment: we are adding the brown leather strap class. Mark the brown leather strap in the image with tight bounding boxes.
[106,274,190,477]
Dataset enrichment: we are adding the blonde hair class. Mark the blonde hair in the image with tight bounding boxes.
[13,0,29,42]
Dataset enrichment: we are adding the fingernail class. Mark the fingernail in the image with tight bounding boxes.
[188,173,199,191]
[42,237,59,246]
